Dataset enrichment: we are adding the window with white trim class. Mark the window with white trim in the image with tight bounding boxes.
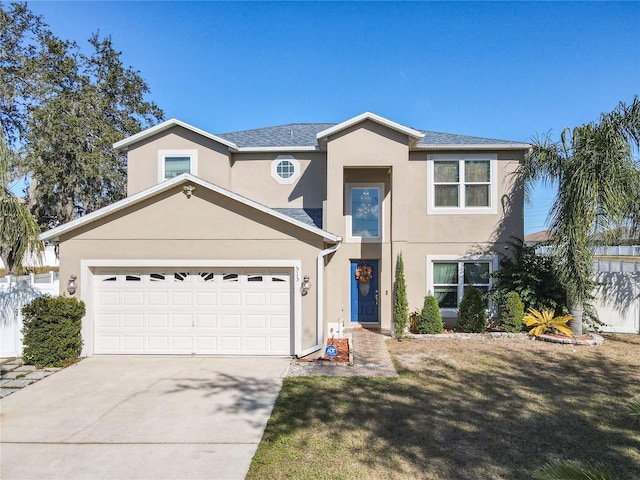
[428,154,497,214]
[346,183,383,242]
[429,257,496,310]
[158,149,198,182]
[271,156,300,184]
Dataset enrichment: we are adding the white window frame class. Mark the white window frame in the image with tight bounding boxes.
[426,255,498,317]
[271,155,301,184]
[346,183,384,243]
[427,154,497,214]
[158,149,198,182]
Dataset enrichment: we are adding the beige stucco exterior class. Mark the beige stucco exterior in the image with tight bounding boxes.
[46,113,527,356]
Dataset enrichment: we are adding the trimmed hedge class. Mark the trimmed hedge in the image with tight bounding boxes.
[21,295,85,367]
[500,291,525,333]
[417,295,444,334]
[456,286,487,333]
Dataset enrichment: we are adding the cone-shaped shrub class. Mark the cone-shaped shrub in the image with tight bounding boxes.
[417,295,444,334]
[456,286,487,333]
[393,253,409,339]
[500,291,525,333]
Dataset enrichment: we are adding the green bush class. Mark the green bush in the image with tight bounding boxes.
[21,295,85,367]
[500,291,525,333]
[393,253,409,339]
[417,295,444,334]
[456,286,487,333]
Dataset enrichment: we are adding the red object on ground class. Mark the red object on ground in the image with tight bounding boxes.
[323,338,349,363]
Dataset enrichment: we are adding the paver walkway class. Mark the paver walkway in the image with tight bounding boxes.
[284,328,397,377]
[0,358,61,398]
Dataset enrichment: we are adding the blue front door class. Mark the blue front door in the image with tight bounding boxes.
[350,260,379,324]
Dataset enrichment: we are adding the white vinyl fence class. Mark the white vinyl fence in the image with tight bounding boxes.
[0,272,59,358]
[594,261,640,334]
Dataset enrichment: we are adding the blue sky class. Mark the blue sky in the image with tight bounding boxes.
[25,1,640,234]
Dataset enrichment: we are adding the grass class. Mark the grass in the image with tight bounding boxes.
[247,334,640,480]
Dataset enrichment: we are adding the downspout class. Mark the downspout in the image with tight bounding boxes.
[296,237,342,358]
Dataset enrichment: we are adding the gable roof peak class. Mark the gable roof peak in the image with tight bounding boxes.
[113,118,239,152]
[316,112,425,146]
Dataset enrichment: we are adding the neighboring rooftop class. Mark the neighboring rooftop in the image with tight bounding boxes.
[524,230,552,244]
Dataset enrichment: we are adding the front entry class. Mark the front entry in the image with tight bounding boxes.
[350,259,379,324]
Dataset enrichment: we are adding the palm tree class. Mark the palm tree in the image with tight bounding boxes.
[0,133,42,275]
[521,97,640,336]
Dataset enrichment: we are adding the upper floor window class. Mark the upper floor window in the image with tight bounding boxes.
[346,183,383,242]
[158,149,198,182]
[271,156,300,184]
[428,154,497,214]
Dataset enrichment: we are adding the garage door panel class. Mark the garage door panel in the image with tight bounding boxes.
[172,314,193,328]
[269,336,290,352]
[221,291,242,306]
[171,292,193,306]
[123,336,144,352]
[148,292,169,306]
[94,269,291,355]
[97,335,120,352]
[269,292,289,307]
[269,314,290,329]
[195,336,217,352]
[245,292,266,306]
[196,292,217,305]
[220,336,242,353]
[98,314,120,328]
[245,337,266,352]
[195,314,217,328]
[123,314,144,328]
[98,292,120,306]
[245,314,266,329]
[148,336,170,351]
[148,314,169,328]
[123,292,144,306]
[220,314,242,329]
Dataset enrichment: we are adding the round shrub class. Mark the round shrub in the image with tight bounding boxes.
[500,291,525,333]
[456,286,487,333]
[417,295,444,334]
[21,295,85,367]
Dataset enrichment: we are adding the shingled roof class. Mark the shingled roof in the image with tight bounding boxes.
[216,123,524,148]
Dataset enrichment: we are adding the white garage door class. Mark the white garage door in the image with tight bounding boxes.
[93,269,292,355]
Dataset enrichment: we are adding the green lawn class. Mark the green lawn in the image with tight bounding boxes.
[248,335,640,480]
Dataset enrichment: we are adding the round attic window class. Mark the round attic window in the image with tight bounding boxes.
[271,156,300,184]
[276,160,295,179]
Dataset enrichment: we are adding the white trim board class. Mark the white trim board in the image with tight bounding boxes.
[40,173,341,243]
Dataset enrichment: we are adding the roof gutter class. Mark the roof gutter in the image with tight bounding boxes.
[296,238,343,358]
[413,143,531,151]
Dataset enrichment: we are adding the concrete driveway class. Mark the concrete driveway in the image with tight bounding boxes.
[0,356,291,480]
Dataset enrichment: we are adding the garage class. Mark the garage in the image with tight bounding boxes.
[93,268,292,355]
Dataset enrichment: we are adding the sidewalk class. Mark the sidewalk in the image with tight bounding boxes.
[284,328,398,377]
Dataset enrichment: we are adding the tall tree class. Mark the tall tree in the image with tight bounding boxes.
[1,3,164,228]
[0,132,41,274]
[521,97,640,335]
[23,33,164,227]
[0,2,51,144]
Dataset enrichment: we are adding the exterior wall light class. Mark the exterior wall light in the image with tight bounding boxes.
[183,185,195,198]
[301,275,311,296]
[67,274,77,295]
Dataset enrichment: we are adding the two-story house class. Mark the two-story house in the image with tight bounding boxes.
[41,112,529,357]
